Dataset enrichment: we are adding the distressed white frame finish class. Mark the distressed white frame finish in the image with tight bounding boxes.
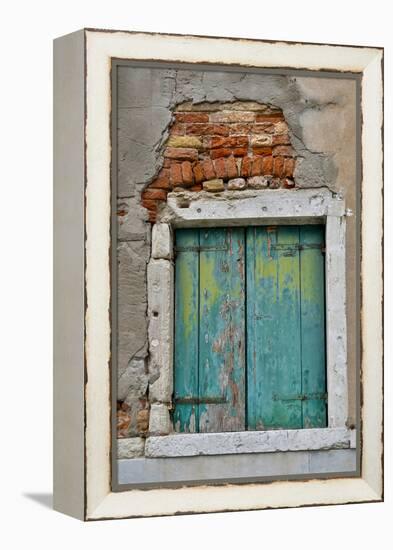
[54,28,383,520]
[145,188,350,456]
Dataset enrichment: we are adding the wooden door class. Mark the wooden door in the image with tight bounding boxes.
[173,225,326,433]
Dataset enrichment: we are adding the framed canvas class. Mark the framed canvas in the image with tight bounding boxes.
[53,28,383,520]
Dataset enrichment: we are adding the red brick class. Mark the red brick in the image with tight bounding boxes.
[142,188,167,201]
[261,156,274,175]
[214,158,228,179]
[251,146,273,156]
[240,156,252,178]
[251,156,263,176]
[283,178,296,189]
[201,159,216,180]
[251,123,276,134]
[141,198,158,213]
[186,124,230,136]
[164,147,198,161]
[272,145,294,157]
[272,134,291,145]
[170,163,183,185]
[170,122,186,135]
[256,113,284,123]
[175,112,209,123]
[283,158,295,177]
[163,159,172,168]
[273,157,285,177]
[190,184,203,192]
[210,136,248,149]
[181,161,194,186]
[226,156,238,179]
[229,123,252,135]
[211,147,247,159]
[193,162,205,184]
[149,169,171,190]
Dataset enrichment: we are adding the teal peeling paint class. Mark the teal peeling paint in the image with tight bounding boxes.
[174,225,326,432]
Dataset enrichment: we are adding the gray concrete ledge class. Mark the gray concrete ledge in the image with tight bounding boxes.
[145,427,354,458]
[117,449,357,487]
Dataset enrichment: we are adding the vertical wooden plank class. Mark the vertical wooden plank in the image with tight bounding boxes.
[173,229,200,432]
[300,225,327,428]
[246,226,302,430]
[199,228,246,432]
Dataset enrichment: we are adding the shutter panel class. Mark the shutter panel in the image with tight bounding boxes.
[198,228,246,432]
[299,225,327,428]
[173,229,200,432]
[246,226,303,430]
[174,227,246,433]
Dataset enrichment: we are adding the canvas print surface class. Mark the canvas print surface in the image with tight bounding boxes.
[113,63,360,488]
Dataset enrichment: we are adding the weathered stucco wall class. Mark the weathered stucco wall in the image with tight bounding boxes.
[116,64,358,448]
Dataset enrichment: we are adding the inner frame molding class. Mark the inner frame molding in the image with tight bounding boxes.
[146,188,351,456]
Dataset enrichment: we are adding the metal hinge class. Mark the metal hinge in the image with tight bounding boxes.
[175,245,228,253]
[174,396,228,405]
[271,243,325,255]
[273,392,327,402]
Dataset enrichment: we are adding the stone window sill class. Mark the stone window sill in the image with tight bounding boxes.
[144,427,356,458]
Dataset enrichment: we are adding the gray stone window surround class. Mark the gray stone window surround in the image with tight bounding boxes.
[145,187,354,458]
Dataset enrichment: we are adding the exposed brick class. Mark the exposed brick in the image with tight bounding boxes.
[229,123,252,135]
[262,156,274,175]
[175,112,209,123]
[163,159,172,168]
[273,145,294,157]
[272,121,288,134]
[137,408,149,434]
[181,161,194,186]
[240,156,252,177]
[170,122,186,135]
[193,162,205,183]
[211,147,247,159]
[269,178,281,189]
[256,113,285,123]
[167,136,204,149]
[187,123,230,136]
[211,136,248,149]
[283,177,296,189]
[251,135,273,147]
[214,157,228,179]
[149,169,171,190]
[201,159,216,180]
[210,111,255,123]
[226,156,238,179]
[251,156,263,176]
[164,147,198,161]
[252,146,273,156]
[190,184,203,192]
[170,163,183,186]
[251,123,276,134]
[141,199,158,222]
[283,157,296,177]
[142,188,167,201]
[272,134,291,145]
[273,156,285,177]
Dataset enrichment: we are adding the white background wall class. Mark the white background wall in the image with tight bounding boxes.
[0,0,391,548]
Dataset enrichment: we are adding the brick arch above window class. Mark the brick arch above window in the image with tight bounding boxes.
[142,101,297,222]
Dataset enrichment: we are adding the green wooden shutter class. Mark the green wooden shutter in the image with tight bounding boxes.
[246,225,326,430]
[173,227,246,433]
[174,225,326,433]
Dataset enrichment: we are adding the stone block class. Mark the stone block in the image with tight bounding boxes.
[203,179,225,192]
[228,178,247,190]
[117,437,145,459]
[152,223,173,260]
[149,403,172,435]
[118,357,148,401]
[247,176,270,189]
[147,259,173,402]
[167,135,204,149]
